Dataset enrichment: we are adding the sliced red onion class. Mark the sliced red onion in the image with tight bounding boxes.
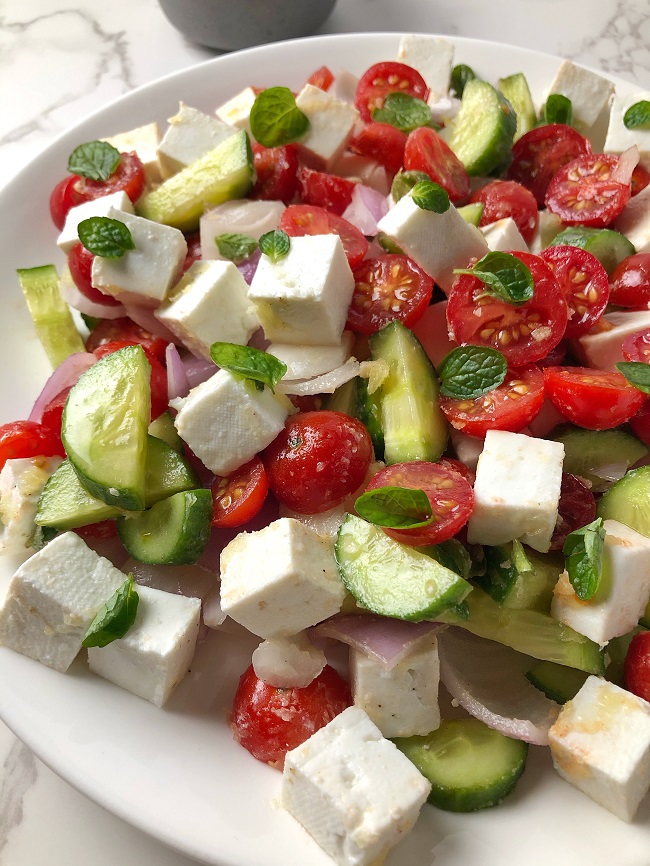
[29,352,96,422]
[59,274,126,320]
[342,185,390,236]
[278,358,360,396]
[123,303,179,343]
[438,628,560,745]
[166,343,190,400]
[183,355,216,389]
[237,247,262,285]
[125,557,216,601]
[613,145,640,185]
[591,462,629,483]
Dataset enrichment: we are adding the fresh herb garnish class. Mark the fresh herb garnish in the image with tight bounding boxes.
[214,232,259,263]
[454,251,534,305]
[390,169,430,203]
[78,216,135,258]
[259,229,290,262]
[249,87,310,147]
[624,100,650,130]
[372,92,433,133]
[451,64,476,98]
[563,518,606,601]
[355,486,434,529]
[616,361,650,394]
[438,345,508,400]
[543,94,573,126]
[411,179,450,213]
[210,342,287,393]
[82,575,139,648]
[67,141,121,181]
[427,538,473,580]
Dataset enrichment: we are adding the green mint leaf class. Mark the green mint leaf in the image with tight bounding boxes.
[476,539,532,605]
[355,486,433,529]
[82,575,139,648]
[454,251,534,305]
[390,169,430,203]
[210,342,287,393]
[259,229,290,262]
[438,345,508,400]
[624,100,650,130]
[563,518,606,601]
[426,538,473,580]
[411,179,450,213]
[78,216,135,258]
[250,86,310,147]
[616,361,650,394]
[67,141,121,181]
[544,94,573,126]
[372,92,433,133]
[214,232,258,264]
[451,64,476,98]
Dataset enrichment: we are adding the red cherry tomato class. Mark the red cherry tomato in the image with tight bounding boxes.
[70,151,146,207]
[346,254,433,335]
[536,340,568,368]
[507,123,592,207]
[437,457,476,486]
[0,420,66,472]
[296,166,356,216]
[67,242,123,306]
[230,664,351,768]
[539,245,610,338]
[40,386,72,438]
[545,153,631,228]
[279,204,368,269]
[182,232,202,274]
[92,340,168,420]
[263,410,373,514]
[623,329,650,363]
[440,365,545,438]
[74,519,119,541]
[624,631,650,703]
[349,122,408,176]
[543,366,647,430]
[632,164,650,196]
[364,461,474,547]
[305,65,335,91]
[549,473,597,551]
[354,61,429,123]
[210,457,269,528]
[85,318,169,364]
[470,180,538,245]
[252,143,300,204]
[49,174,81,230]
[403,126,471,205]
[609,253,650,309]
[446,251,568,366]
[629,399,650,446]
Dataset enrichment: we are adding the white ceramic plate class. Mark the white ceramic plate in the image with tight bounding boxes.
[0,32,649,866]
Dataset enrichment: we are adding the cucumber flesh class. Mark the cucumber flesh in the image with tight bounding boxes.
[548,227,635,276]
[324,377,357,415]
[596,465,650,537]
[456,202,484,226]
[148,411,183,452]
[525,660,588,704]
[447,79,517,176]
[475,540,561,613]
[393,718,528,812]
[354,377,384,460]
[498,72,536,141]
[552,427,647,493]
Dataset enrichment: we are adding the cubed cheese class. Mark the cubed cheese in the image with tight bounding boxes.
[614,183,650,254]
[578,310,650,371]
[155,260,259,360]
[252,631,326,688]
[467,430,564,552]
[248,234,354,345]
[0,532,126,672]
[200,199,285,260]
[268,332,353,380]
[215,86,257,135]
[529,209,564,255]
[449,428,484,473]
[57,191,134,255]
[546,60,615,132]
[172,369,288,476]
[102,123,163,185]
[294,84,360,168]
[90,207,187,307]
[219,517,345,638]
[0,456,62,555]
[377,195,488,293]
[548,676,650,821]
[282,705,431,866]
[481,216,529,252]
[397,34,454,103]
[551,519,650,645]
[605,90,650,171]
[157,102,237,178]
[87,584,200,706]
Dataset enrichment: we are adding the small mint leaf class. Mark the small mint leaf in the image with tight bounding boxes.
[438,346,508,400]
[454,251,534,305]
[544,94,573,126]
[390,169,431,203]
[624,100,650,130]
[68,141,121,181]
[215,232,259,264]
[259,229,290,262]
[78,216,135,258]
[372,92,433,133]
[616,361,650,394]
[355,486,433,529]
[82,575,139,648]
[250,87,310,147]
[451,64,476,98]
[210,342,286,393]
[411,179,450,213]
[563,518,606,601]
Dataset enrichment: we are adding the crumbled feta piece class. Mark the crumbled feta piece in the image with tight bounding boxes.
[397,34,454,102]
[614,184,650,254]
[294,84,360,168]
[200,199,285,260]
[157,102,237,178]
[102,123,163,185]
[215,86,257,135]
[481,216,529,252]
[57,191,135,255]
[0,456,62,555]
[578,310,650,371]
[605,90,650,171]
[252,631,326,688]
[546,60,615,132]
[268,332,354,380]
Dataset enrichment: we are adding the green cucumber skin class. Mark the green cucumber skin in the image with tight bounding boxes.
[525,660,588,704]
[448,79,517,177]
[354,377,385,461]
[596,465,650,537]
[548,227,635,277]
[552,427,647,494]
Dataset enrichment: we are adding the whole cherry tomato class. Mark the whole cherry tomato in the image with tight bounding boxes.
[470,180,538,245]
[0,420,66,472]
[354,61,429,123]
[543,366,646,430]
[624,631,650,704]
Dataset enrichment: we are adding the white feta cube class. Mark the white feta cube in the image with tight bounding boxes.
[155,260,259,360]
[268,332,353,380]
[377,195,489,293]
[172,369,288,476]
[0,456,62,555]
[57,191,134,255]
[578,310,650,371]
[614,184,650,254]
[252,631,326,688]
[547,60,615,132]
[282,705,431,866]
[157,102,237,178]
[200,199,285,260]
[215,86,257,136]
[480,216,529,252]
[548,676,650,821]
[529,209,563,254]
[219,517,345,639]
[449,428,483,472]
[294,84,360,168]
[605,91,650,171]
[397,34,454,102]
[0,532,126,672]
[248,234,354,345]
[90,207,187,308]
[467,430,564,553]
[551,519,650,645]
[102,123,163,186]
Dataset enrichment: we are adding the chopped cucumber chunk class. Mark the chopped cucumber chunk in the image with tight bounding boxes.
[525,660,588,704]
[456,202,484,226]
[498,72,536,141]
[354,376,384,460]
[596,466,650,537]
[548,227,635,276]
[552,427,647,493]
[475,540,561,613]
[148,411,184,452]
[447,79,517,176]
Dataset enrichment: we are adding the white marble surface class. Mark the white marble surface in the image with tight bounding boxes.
[1,0,650,864]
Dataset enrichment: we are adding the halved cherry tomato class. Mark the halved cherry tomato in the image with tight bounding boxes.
[624,631,650,703]
[403,127,471,205]
[470,180,538,245]
[279,204,368,269]
[346,254,433,335]
[632,164,650,196]
[85,318,169,364]
[364,461,474,547]
[545,153,631,227]
[74,519,119,541]
[210,457,269,528]
[0,420,66,472]
[354,61,429,123]
[252,143,300,204]
[92,340,168,420]
[609,253,650,309]
[305,65,334,91]
[440,365,545,438]
[296,166,356,216]
[70,151,146,207]
[263,410,373,514]
[536,340,568,368]
[507,123,592,206]
[446,251,568,366]
[349,122,408,176]
[540,245,610,338]
[543,366,646,430]
[182,232,202,274]
[49,174,81,230]
[550,473,597,551]
[231,664,351,768]
[623,329,650,363]
[630,399,650,445]
[437,457,475,486]
[40,386,72,438]
[67,242,122,306]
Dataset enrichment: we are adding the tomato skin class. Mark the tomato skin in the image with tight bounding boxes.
[296,166,356,216]
[279,204,368,269]
[354,61,429,123]
[632,164,650,196]
[40,386,73,438]
[182,232,202,274]
[252,143,300,204]
[305,66,334,91]
[609,254,650,310]
[71,151,146,206]
[624,632,650,703]
[543,366,647,430]
[470,180,538,245]
[230,664,351,768]
[437,457,476,486]
[539,245,610,338]
[85,318,169,364]
[92,340,168,420]
[629,399,650,446]
[211,457,269,528]
[622,329,650,363]
[545,153,631,228]
[67,242,123,306]
[403,126,471,205]
[49,174,81,230]
[74,519,118,541]
[346,255,433,335]
[550,473,597,551]
[349,122,408,176]
[263,411,373,514]
[0,421,66,472]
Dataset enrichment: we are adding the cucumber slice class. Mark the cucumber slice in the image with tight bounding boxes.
[148,411,183,452]
[525,660,588,704]
[552,427,647,493]
[137,130,254,232]
[377,233,405,254]
[447,79,517,176]
[369,321,448,464]
[354,377,384,460]
[456,202,484,226]
[62,345,151,511]
[17,265,85,367]
[498,73,536,141]
[117,489,212,565]
[548,227,635,276]
[335,514,471,621]
[475,540,561,613]
[324,377,357,415]
[394,718,528,812]
[597,466,650,537]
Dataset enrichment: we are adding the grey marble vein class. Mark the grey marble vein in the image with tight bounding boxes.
[0,740,37,857]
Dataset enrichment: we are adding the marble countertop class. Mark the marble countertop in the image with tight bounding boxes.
[1,0,650,864]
